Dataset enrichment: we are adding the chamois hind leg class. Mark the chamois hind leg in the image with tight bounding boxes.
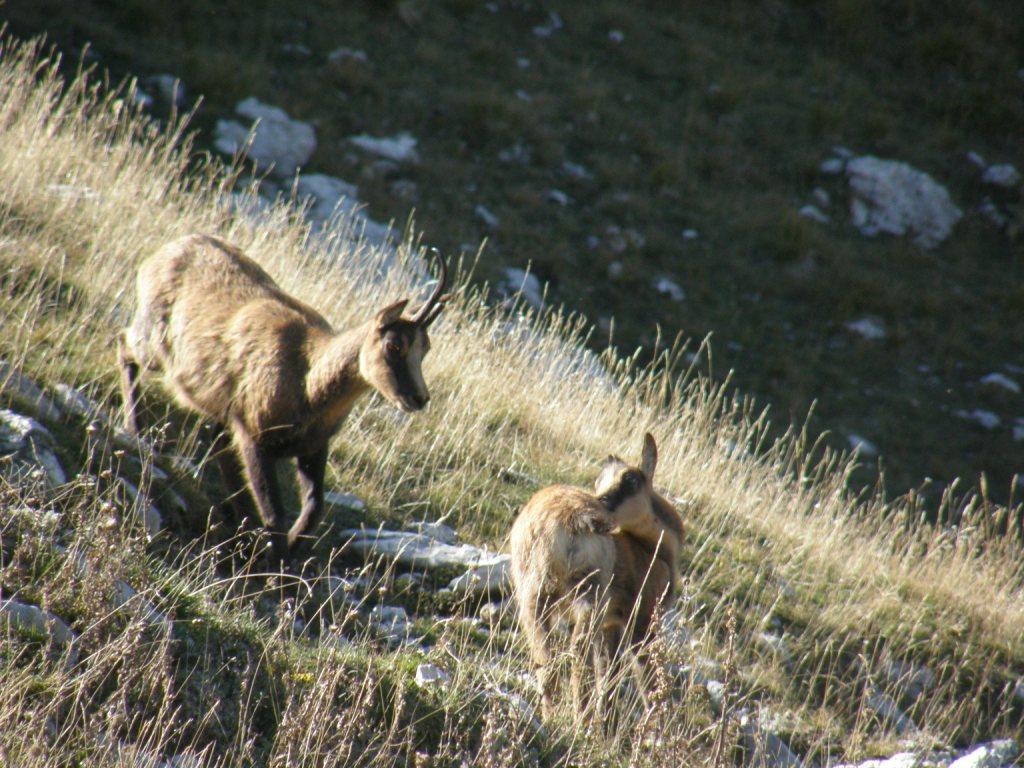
[518,590,558,721]
[116,332,142,435]
[232,424,289,566]
[287,445,328,562]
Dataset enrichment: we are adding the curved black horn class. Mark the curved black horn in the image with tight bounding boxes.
[410,248,448,324]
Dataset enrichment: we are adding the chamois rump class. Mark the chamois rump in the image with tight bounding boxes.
[118,233,448,562]
[509,433,684,720]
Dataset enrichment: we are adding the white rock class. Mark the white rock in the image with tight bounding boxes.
[607,261,624,279]
[515,89,532,103]
[0,409,66,488]
[982,164,1021,188]
[414,663,450,686]
[832,145,855,160]
[474,204,500,229]
[979,199,1009,229]
[846,156,962,248]
[516,57,531,69]
[214,98,316,177]
[966,151,987,169]
[845,317,887,340]
[133,88,153,110]
[447,556,511,596]
[546,189,571,206]
[608,30,625,43]
[0,599,76,648]
[865,687,916,734]
[348,132,419,163]
[341,528,508,572]
[532,11,563,37]
[369,605,411,641]
[832,752,920,768]
[654,277,685,301]
[1013,419,1024,443]
[799,204,830,224]
[882,659,935,701]
[812,187,831,208]
[980,373,1020,394]
[562,160,591,180]
[820,158,845,174]
[112,580,172,636]
[294,174,360,227]
[755,631,792,663]
[948,740,1018,768]
[327,47,368,63]
[847,433,879,457]
[0,360,62,422]
[118,477,163,540]
[324,490,367,512]
[682,228,700,240]
[954,409,1001,430]
[406,520,459,545]
[499,268,544,309]
[738,712,803,768]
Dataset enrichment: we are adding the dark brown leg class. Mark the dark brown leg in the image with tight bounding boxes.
[210,425,249,529]
[117,333,141,435]
[287,445,328,558]
[233,424,288,565]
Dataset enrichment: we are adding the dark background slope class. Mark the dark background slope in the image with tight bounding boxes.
[5,0,1022,504]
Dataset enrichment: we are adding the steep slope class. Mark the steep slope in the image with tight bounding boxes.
[0,37,1022,768]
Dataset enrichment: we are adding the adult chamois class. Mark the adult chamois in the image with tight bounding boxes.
[509,433,684,721]
[118,233,448,563]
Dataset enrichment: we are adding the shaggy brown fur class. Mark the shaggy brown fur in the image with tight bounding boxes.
[119,233,448,562]
[509,434,684,721]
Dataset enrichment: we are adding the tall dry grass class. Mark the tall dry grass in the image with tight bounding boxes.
[0,35,1022,767]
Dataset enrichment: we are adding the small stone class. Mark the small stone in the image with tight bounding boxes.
[832,145,855,160]
[705,680,726,713]
[966,151,987,169]
[515,57,530,69]
[865,687,916,734]
[447,557,512,596]
[845,317,886,340]
[324,490,367,513]
[327,46,368,63]
[532,10,563,37]
[0,599,76,648]
[798,204,831,224]
[514,89,532,103]
[414,663,450,687]
[847,433,879,458]
[755,631,792,663]
[654,277,685,301]
[112,580,172,636]
[979,199,1009,229]
[820,158,845,175]
[608,29,625,43]
[811,187,831,207]
[982,163,1021,188]
[607,261,624,279]
[478,601,506,623]
[369,605,409,638]
[348,132,420,163]
[118,477,163,539]
[280,43,311,56]
[954,409,1001,430]
[474,204,500,229]
[562,161,592,180]
[980,373,1020,394]
[0,361,62,423]
[546,189,571,206]
[1013,419,1024,443]
[405,520,459,545]
[132,88,153,110]
[682,228,700,240]
[0,409,66,488]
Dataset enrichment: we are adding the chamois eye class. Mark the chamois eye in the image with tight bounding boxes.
[384,340,402,358]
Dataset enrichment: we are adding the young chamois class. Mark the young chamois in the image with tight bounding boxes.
[118,233,448,562]
[509,434,684,721]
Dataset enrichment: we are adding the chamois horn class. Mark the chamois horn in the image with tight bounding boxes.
[410,248,449,326]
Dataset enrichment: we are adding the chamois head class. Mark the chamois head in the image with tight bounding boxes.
[594,432,658,528]
[359,251,449,413]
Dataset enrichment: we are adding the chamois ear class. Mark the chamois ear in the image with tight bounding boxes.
[640,433,658,480]
[374,299,409,329]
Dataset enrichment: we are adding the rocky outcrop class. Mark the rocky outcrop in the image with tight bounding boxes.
[214,98,316,177]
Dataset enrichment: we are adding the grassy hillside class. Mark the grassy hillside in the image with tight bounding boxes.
[4,0,1023,507]
[0,36,1023,767]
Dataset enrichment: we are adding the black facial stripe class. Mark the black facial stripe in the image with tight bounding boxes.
[391,356,420,400]
[599,470,647,510]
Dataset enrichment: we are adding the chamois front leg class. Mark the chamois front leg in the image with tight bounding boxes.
[210,425,250,531]
[116,332,141,435]
[287,445,328,558]
[233,424,289,565]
